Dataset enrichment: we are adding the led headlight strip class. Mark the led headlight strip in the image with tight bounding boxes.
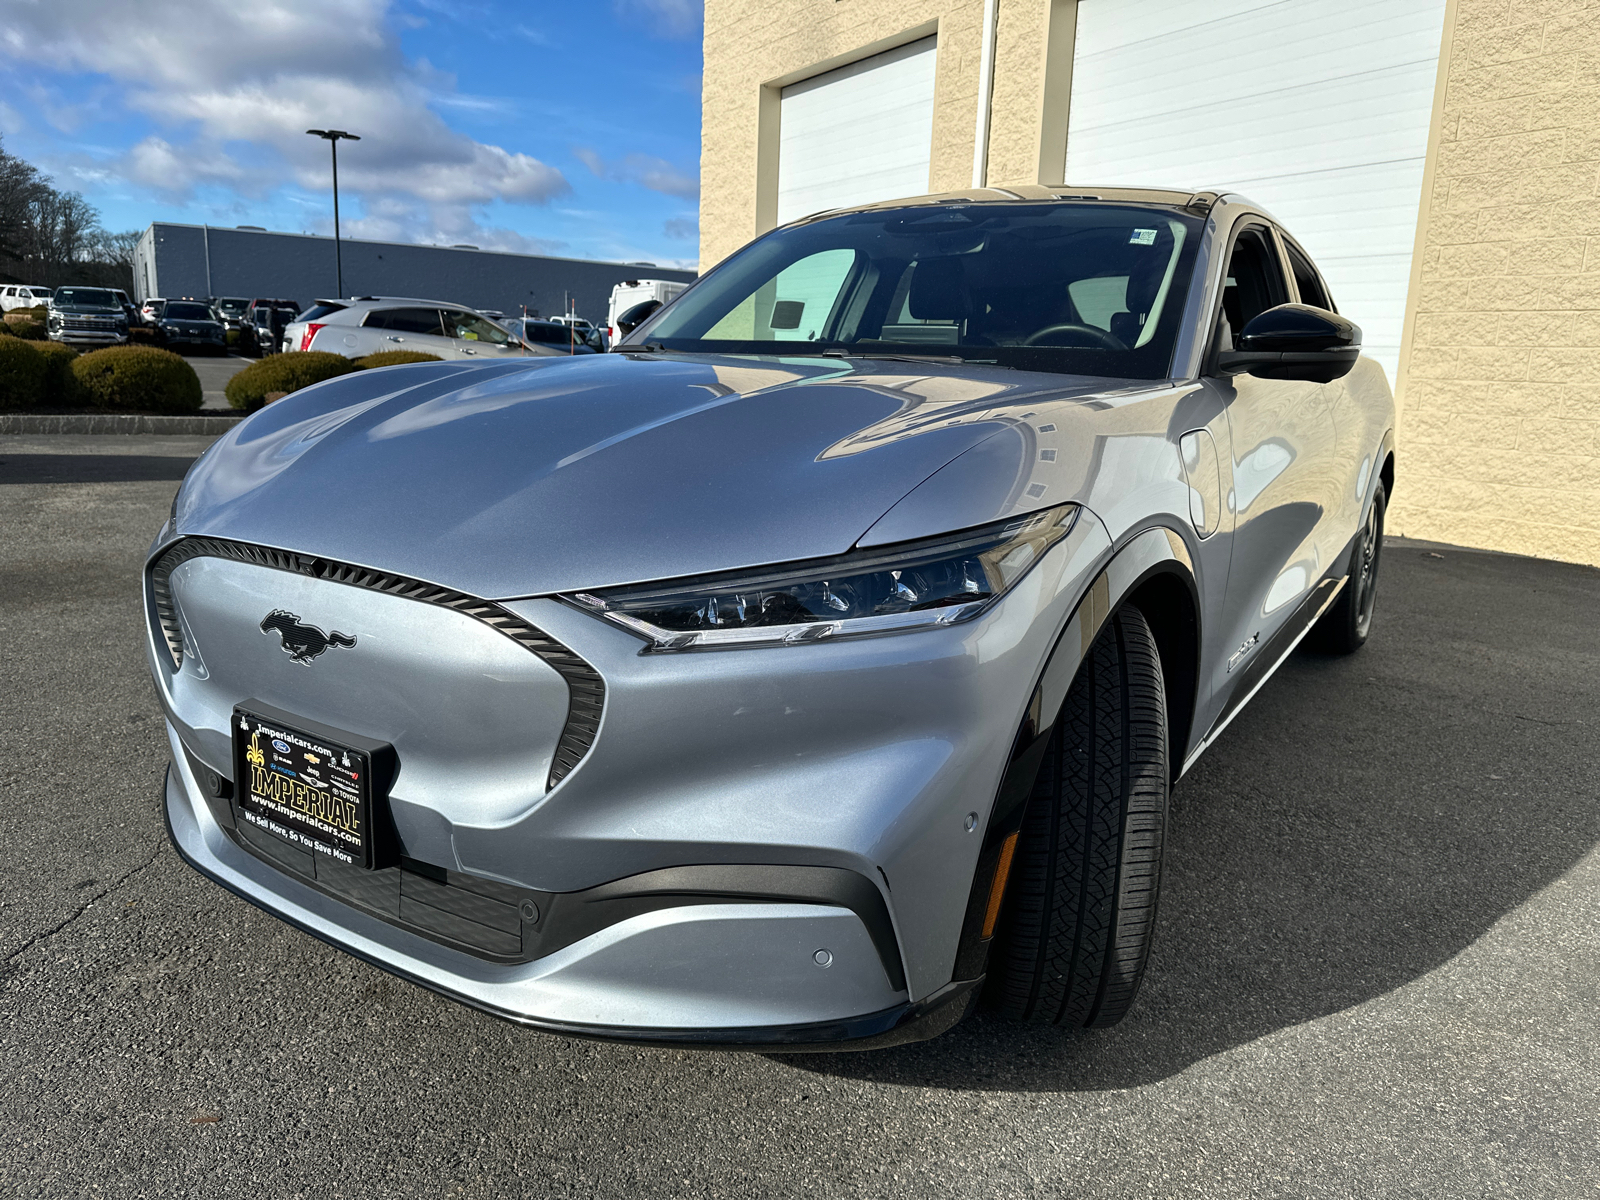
[569,504,1079,652]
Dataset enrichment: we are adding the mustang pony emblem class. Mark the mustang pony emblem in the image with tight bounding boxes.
[260,610,356,664]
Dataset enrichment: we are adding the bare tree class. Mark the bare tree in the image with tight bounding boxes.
[0,137,50,275]
[0,136,136,290]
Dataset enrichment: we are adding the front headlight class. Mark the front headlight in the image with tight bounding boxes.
[570,504,1079,651]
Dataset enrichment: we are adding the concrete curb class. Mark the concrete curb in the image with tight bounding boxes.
[0,413,244,435]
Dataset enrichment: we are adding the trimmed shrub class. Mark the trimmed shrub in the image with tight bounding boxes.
[224,351,356,411]
[3,315,48,340]
[0,336,45,411]
[33,341,80,406]
[71,346,202,413]
[353,349,444,369]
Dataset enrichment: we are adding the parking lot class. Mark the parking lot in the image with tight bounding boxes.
[185,353,250,410]
[2,433,1597,1199]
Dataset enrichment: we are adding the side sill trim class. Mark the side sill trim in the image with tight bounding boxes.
[1180,570,1347,776]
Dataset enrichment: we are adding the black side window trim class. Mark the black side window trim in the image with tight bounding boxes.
[1278,231,1336,313]
[1207,220,1291,370]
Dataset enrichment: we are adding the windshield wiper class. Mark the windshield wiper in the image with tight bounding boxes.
[819,348,988,366]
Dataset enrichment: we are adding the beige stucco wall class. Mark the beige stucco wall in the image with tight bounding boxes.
[701,0,1600,565]
[1391,0,1600,565]
[699,0,1076,270]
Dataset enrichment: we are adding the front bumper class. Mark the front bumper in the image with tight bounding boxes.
[165,753,984,1048]
[52,329,127,345]
[148,510,1113,1043]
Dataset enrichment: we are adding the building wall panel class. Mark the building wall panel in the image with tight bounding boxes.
[1393,0,1600,565]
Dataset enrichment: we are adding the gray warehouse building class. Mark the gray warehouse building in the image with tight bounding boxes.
[131,223,695,323]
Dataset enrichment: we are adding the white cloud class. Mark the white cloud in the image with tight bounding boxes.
[341,197,567,255]
[574,147,699,200]
[0,0,570,243]
[614,0,703,39]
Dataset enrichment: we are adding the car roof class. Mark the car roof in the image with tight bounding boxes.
[346,296,477,309]
[780,183,1230,228]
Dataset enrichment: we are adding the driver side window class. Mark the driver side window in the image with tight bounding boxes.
[1217,225,1289,350]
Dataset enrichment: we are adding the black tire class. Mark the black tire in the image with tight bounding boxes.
[989,604,1168,1028]
[1310,479,1386,654]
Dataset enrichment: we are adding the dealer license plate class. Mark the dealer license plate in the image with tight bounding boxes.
[232,706,378,869]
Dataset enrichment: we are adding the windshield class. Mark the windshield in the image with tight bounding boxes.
[55,288,117,307]
[631,203,1202,378]
[216,298,248,315]
[165,302,212,321]
[445,311,511,344]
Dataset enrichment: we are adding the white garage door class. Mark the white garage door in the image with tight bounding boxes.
[1064,0,1447,383]
[777,37,938,226]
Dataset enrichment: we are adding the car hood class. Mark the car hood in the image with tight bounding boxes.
[54,304,122,314]
[172,353,1140,599]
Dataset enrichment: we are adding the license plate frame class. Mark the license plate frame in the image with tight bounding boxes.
[231,702,396,870]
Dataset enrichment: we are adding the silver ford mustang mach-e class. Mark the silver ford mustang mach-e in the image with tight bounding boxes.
[149,186,1394,1049]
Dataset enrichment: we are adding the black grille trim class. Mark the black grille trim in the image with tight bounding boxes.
[148,536,604,789]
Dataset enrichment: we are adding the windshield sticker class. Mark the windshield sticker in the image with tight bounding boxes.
[1129,228,1158,246]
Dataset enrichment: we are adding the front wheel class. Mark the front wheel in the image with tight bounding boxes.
[987,604,1169,1028]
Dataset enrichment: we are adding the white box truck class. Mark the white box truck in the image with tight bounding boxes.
[606,279,689,345]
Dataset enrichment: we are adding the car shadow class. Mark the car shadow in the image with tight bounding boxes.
[0,454,195,485]
[785,544,1600,1091]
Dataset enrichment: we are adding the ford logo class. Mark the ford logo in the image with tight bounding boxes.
[271,738,291,754]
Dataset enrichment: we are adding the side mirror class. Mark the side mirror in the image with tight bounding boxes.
[614,298,662,337]
[1216,303,1361,383]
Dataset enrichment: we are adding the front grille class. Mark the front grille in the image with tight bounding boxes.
[150,536,604,789]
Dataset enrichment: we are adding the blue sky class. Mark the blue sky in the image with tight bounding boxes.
[0,0,704,268]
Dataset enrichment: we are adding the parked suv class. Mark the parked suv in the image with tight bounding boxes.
[155,300,228,353]
[283,297,529,360]
[510,317,602,354]
[240,298,302,356]
[109,289,141,328]
[47,286,129,346]
[0,284,52,313]
[210,297,250,331]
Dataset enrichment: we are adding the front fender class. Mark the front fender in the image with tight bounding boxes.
[948,522,1199,982]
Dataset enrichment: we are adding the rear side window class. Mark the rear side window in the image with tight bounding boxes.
[1283,238,1334,311]
[524,322,574,344]
[365,307,446,335]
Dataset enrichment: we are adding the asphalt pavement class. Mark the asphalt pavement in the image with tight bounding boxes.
[2,434,1597,1199]
[180,352,251,409]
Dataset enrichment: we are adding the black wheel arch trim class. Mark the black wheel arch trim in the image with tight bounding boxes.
[949,523,1199,983]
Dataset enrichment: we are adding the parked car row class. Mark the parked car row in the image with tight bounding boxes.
[14,278,673,361]
[287,298,526,360]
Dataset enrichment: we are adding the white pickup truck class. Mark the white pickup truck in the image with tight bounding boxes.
[606,279,689,345]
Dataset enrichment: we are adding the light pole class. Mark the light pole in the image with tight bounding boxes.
[305,129,360,297]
